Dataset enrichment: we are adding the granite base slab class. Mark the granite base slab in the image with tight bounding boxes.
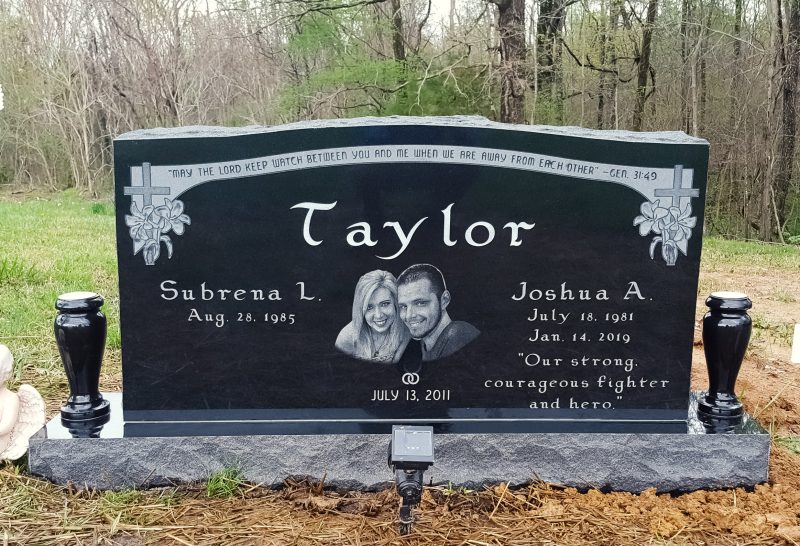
[28,393,770,492]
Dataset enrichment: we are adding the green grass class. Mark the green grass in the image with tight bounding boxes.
[0,190,119,397]
[702,236,800,270]
[99,488,179,517]
[205,466,246,498]
[440,481,475,496]
[2,471,45,517]
[771,288,797,303]
[776,435,800,455]
[750,313,796,346]
[97,488,179,527]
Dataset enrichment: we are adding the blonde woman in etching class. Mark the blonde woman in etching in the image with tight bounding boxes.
[336,270,410,363]
[0,344,46,461]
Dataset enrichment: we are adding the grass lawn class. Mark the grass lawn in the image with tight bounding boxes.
[702,235,800,269]
[0,191,119,400]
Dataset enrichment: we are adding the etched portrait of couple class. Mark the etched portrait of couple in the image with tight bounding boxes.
[335,264,480,365]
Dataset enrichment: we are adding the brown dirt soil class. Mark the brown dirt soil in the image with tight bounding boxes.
[7,474,800,545]
[3,265,800,545]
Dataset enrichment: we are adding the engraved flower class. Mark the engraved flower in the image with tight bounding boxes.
[126,200,182,265]
[662,202,696,242]
[142,240,160,265]
[641,200,696,266]
[125,202,158,241]
[633,200,669,236]
[155,198,191,235]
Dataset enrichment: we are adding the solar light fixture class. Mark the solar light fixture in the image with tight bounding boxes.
[388,425,434,535]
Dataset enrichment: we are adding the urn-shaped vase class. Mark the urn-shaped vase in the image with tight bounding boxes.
[697,291,752,421]
[55,291,110,421]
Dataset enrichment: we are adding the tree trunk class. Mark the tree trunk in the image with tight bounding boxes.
[699,5,711,135]
[680,0,692,132]
[776,0,800,232]
[610,0,622,129]
[729,0,742,135]
[691,40,699,136]
[632,0,658,131]
[536,0,567,123]
[596,0,608,129]
[761,0,786,240]
[491,0,527,123]
[389,0,406,62]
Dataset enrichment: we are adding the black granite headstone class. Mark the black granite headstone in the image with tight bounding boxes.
[113,117,708,435]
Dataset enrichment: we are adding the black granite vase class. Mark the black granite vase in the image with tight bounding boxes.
[697,291,752,423]
[62,412,110,438]
[55,292,110,421]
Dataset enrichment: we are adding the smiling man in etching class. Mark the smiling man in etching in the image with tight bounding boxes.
[396,264,480,362]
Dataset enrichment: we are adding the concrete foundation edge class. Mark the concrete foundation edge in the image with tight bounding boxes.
[28,431,770,492]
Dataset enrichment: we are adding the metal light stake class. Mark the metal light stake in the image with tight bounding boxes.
[388,425,434,535]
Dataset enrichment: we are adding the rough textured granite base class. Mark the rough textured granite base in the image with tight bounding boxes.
[29,393,769,492]
[30,430,770,492]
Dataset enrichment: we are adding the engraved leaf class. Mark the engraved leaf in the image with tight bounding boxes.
[649,236,662,260]
[160,235,173,259]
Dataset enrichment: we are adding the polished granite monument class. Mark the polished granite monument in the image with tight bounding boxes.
[29,117,769,490]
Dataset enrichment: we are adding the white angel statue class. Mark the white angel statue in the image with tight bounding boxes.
[0,344,46,461]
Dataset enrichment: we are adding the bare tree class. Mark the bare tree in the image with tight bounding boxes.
[536,0,572,123]
[775,0,800,237]
[632,0,657,131]
[488,0,526,123]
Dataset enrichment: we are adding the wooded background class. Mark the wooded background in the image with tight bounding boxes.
[0,0,798,242]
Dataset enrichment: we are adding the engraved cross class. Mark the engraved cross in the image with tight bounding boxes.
[124,162,170,207]
[653,165,699,208]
